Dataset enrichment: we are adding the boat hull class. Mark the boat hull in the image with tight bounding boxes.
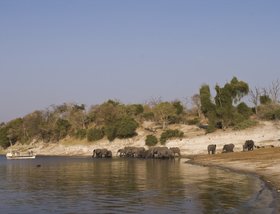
[6,152,36,160]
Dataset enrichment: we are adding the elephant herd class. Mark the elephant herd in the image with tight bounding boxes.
[92,146,181,159]
[208,140,255,155]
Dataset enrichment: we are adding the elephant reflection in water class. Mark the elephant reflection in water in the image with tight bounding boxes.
[92,149,112,158]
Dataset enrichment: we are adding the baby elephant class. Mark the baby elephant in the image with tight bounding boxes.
[243,140,254,151]
[207,144,216,154]
[222,143,235,153]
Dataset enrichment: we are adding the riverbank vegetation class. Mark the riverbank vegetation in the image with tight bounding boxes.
[1,77,280,149]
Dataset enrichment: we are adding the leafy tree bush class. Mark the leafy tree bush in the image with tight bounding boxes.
[53,119,71,141]
[200,77,249,132]
[142,112,154,120]
[237,102,253,119]
[258,104,280,120]
[172,101,184,115]
[260,95,272,105]
[145,135,158,146]
[74,129,87,140]
[115,117,138,138]
[104,117,138,141]
[187,117,200,125]
[126,104,144,116]
[0,127,10,148]
[160,129,184,144]
[233,119,258,130]
[153,102,177,129]
[5,118,24,144]
[87,128,104,141]
[104,125,117,141]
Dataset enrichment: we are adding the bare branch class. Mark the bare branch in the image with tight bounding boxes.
[249,87,260,114]
[269,79,280,103]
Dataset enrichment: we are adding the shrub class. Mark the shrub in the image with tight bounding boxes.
[233,119,258,130]
[187,117,200,125]
[0,127,10,148]
[115,117,138,138]
[145,135,158,146]
[74,129,87,140]
[258,104,280,120]
[237,102,253,119]
[87,128,105,142]
[104,125,116,141]
[54,119,71,141]
[142,112,154,120]
[104,117,138,141]
[160,129,184,144]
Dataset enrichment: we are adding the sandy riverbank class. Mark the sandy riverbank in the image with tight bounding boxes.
[3,121,279,157]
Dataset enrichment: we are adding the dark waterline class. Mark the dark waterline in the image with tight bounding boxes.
[0,156,276,214]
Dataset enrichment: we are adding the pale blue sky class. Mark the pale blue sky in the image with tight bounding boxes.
[1,0,280,122]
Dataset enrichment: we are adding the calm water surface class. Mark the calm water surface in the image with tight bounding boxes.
[0,156,275,214]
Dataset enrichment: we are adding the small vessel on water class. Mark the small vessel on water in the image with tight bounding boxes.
[6,151,36,160]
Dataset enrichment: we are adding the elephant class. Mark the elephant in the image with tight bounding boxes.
[169,147,181,157]
[222,143,235,153]
[151,147,174,159]
[243,140,254,151]
[156,148,174,159]
[92,149,112,158]
[207,144,216,154]
[117,147,146,158]
[117,148,126,157]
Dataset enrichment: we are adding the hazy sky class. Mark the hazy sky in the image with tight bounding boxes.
[1,1,280,122]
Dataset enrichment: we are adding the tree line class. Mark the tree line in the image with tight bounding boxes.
[0,77,279,148]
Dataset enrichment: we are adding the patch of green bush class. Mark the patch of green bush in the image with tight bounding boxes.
[0,127,10,148]
[104,117,139,141]
[187,117,200,125]
[74,129,87,140]
[115,117,138,138]
[160,129,184,144]
[237,102,253,119]
[145,135,158,146]
[258,104,280,120]
[142,112,154,120]
[87,128,105,142]
[233,119,258,130]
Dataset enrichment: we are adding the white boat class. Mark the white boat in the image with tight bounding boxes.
[6,151,36,160]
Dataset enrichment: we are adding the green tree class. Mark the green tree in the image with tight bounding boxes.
[88,100,126,126]
[115,117,138,138]
[160,129,184,144]
[199,84,217,132]
[260,95,272,105]
[87,128,104,141]
[53,119,71,141]
[6,118,24,144]
[153,102,177,129]
[145,135,158,146]
[237,102,252,119]
[0,126,10,148]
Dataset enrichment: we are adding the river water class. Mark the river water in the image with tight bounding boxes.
[0,156,276,214]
